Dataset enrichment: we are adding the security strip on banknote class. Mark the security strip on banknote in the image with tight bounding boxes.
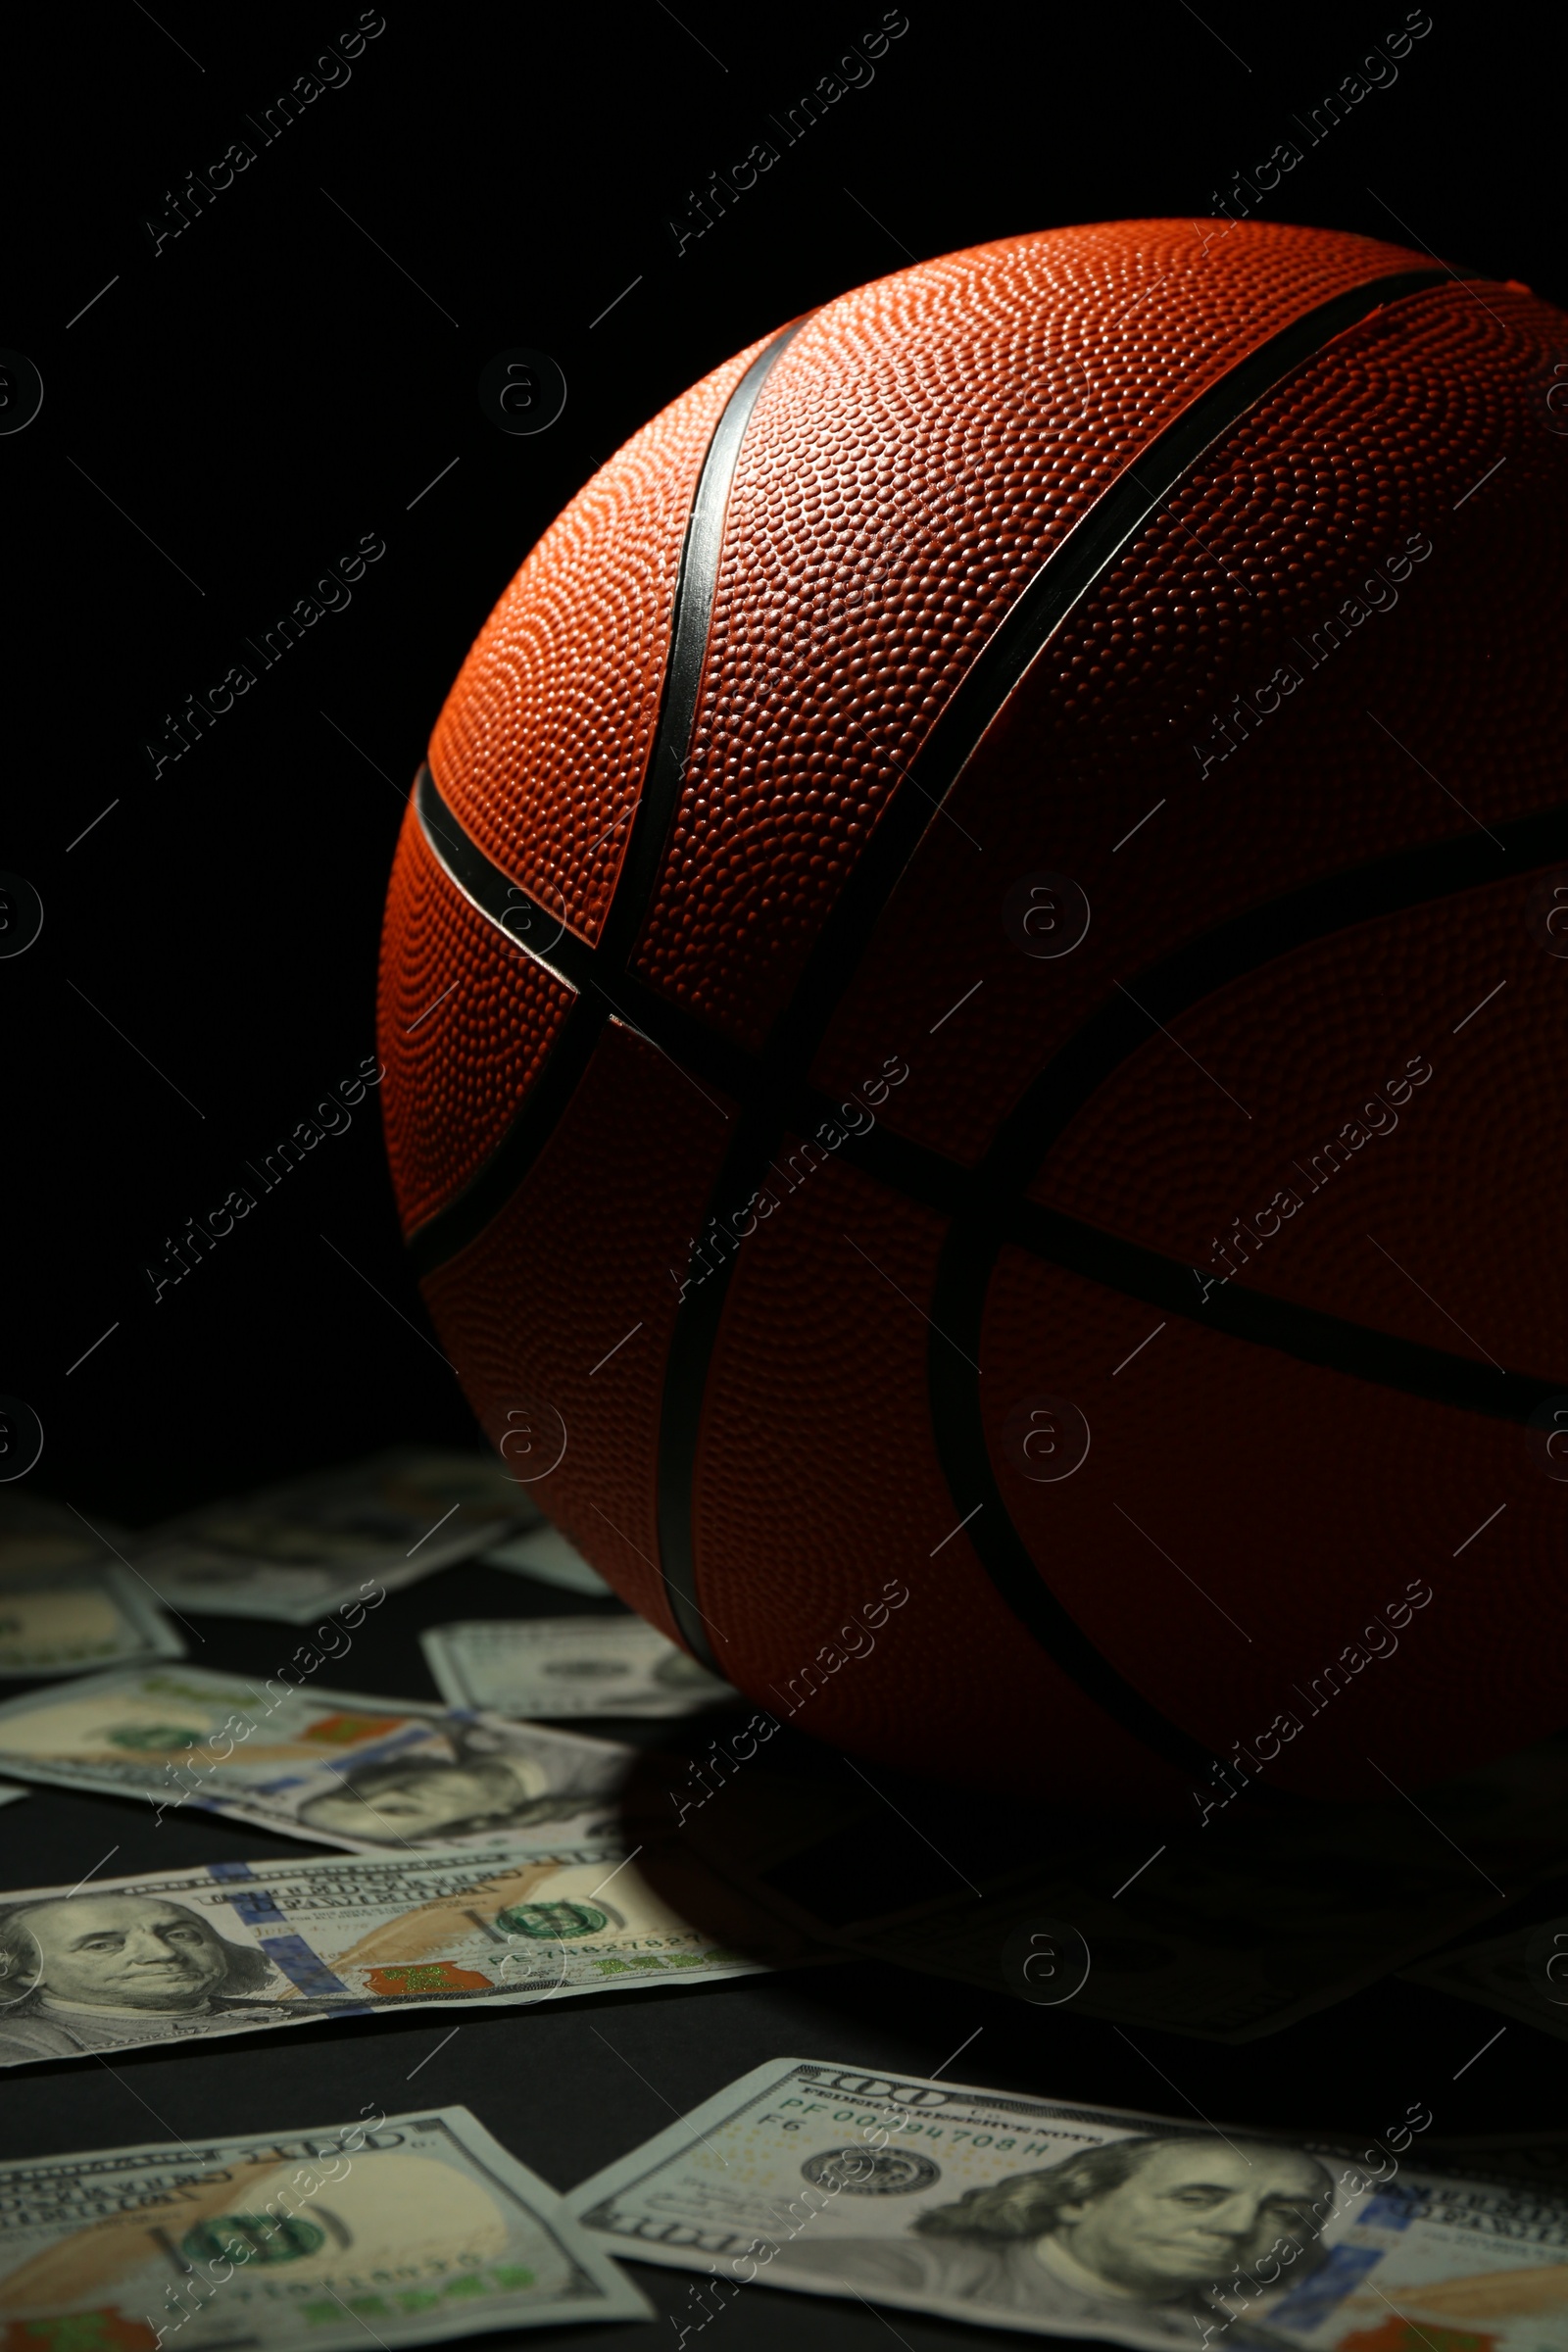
[422,1618,737,1719]
[0,1663,636,1850]
[0,2105,651,2345]
[568,2055,1568,2351]
[0,1839,829,2067]
[125,1449,536,1623]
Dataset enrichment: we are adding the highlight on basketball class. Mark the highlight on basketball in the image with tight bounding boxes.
[378,219,1568,1812]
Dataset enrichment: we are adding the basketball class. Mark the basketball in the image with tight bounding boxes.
[378,219,1568,1815]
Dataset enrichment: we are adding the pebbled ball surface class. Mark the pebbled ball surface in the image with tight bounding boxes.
[428,337,767,945]
[979,1244,1564,1801]
[1028,876,1568,1380]
[692,1147,1192,1807]
[810,284,1566,1164]
[420,1023,736,1641]
[629,219,1428,1046]
[377,811,572,1237]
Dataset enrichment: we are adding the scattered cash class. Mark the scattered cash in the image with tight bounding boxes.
[0,1663,634,1851]
[0,1563,184,1675]
[569,2055,1568,2350]
[0,2104,651,2342]
[127,1449,535,1622]
[0,1838,820,2067]
[1402,1908,1568,2043]
[422,1618,736,1719]
[481,1524,612,1596]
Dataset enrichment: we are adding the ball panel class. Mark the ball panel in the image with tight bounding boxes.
[690,1147,1193,1807]
[1027,875,1568,1377]
[808,283,1568,1168]
[420,1022,737,1641]
[979,1246,1568,1799]
[377,808,574,1237]
[629,219,1428,1051]
[427,336,769,941]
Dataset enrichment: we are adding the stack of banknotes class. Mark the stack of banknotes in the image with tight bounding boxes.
[5,1458,1568,2347]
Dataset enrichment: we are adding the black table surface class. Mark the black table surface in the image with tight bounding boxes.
[2,1556,1559,2352]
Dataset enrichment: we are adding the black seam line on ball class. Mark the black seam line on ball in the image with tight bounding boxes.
[923,1194,1552,1790]
[404,322,805,1284]
[416,770,1568,1264]
[410,763,767,1285]
[926,1225,1219,1781]
[982,801,1568,1199]
[416,764,761,1094]
[801,789,1568,1205]
[605,320,808,957]
[823,1102,1566,1422]
[656,263,1451,1682]
[733,270,1452,1090]
[917,787,1568,1762]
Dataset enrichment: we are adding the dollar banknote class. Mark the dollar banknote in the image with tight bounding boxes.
[569,2055,1568,2351]
[1402,1909,1568,2043]
[0,1838,823,2067]
[1423,2136,1568,2190]
[1,1563,184,1675]
[666,1724,1568,2041]
[480,1525,612,1596]
[127,1450,536,1622]
[0,1491,135,1576]
[0,2103,651,2343]
[422,1618,737,1718]
[0,1663,635,1850]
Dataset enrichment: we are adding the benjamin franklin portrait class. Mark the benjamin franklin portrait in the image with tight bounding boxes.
[0,1892,297,2062]
[771,2132,1335,2338]
[294,1722,625,1846]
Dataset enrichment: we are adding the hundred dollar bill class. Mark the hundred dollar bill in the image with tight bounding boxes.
[481,1524,612,1595]
[0,1563,184,1675]
[128,1450,535,1622]
[0,1663,634,1851]
[0,2103,651,2343]
[422,1618,736,1719]
[568,2055,1568,2350]
[0,1491,136,1576]
[1401,1909,1568,2043]
[2,1475,182,1678]
[1422,2135,1568,2190]
[672,1726,1568,2041]
[0,1838,819,2066]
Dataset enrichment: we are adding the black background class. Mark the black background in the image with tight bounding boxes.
[2,0,1564,2342]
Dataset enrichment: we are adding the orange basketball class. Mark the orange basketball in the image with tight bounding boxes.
[378,220,1568,1815]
